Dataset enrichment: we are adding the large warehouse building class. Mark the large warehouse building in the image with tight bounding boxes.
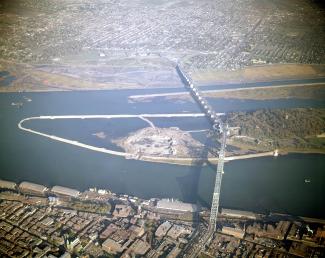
[19,181,48,195]
[221,208,257,220]
[156,199,198,214]
[0,179,17,190]
[51,186,80,198]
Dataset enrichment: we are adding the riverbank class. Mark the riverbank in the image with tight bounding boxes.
[1,177,324,258]
[128,82,325,103]
[141,149,325,166]
[191,63,325,86]
[1,61,325,93]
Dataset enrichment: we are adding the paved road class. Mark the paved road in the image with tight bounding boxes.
[128,80,325,101]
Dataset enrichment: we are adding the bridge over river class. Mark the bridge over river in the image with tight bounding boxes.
[176,65,232,257]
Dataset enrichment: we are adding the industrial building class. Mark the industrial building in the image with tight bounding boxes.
[51,186,80,198]
[19,181,48,195]
[102,238,124,254]
[222,226,245,239]
[156,199,198,214]
[221,208,257,220]
[155,221,172,238]
[126,239,151,256]
[0,179,17,190]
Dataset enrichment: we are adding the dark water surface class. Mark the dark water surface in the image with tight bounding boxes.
[0,89,324,218]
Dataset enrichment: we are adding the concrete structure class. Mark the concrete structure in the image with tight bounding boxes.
[41,217,54,226]
[51,186,80,198]
[155,221,172,238]
[102,238,124,254]
[156,199,198,213]
[18,114,207,160]
[221,208,257,220]
[113,204,133,217]
[67,237,80,250]
[166,247,182,258]
[59,253,71,258]
[129,225,145,238]
[167,224,192,239]
[222,226,245,239]
[0,179,17,190]
[126,239,150,255]
[19,181,48,195]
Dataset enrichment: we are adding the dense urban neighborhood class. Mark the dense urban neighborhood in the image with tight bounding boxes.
[1,0,324,69]
[0,179,324,257]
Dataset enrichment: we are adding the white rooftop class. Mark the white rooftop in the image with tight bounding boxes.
[157,199,198,213]
[19,181,48,193]
[51,186,80,197]
[0,179,17,190]
[221,208,256,219]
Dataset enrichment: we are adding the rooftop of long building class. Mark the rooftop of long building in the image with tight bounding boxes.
[51,185,80,197]
[19,181,48,193]
[156,199,198,213]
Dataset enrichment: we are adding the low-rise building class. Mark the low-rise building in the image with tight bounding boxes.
[0,179,17,190]
[102,238,124,254]
[221,208,257,220]
[126,239,150,255]
[156,199,198,214]
[19,182,48,195]
[129,225,145,238]
[222,226,245,239]
[51,186,80,198]
[166,247,182,258]
[155,221,172,238]
[167,224,192,239]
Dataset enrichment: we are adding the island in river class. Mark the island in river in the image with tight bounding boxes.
[91,108,325,165]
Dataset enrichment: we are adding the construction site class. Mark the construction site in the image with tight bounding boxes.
[113,126,205,158]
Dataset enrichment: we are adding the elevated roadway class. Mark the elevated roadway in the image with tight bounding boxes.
[176,64,228,257]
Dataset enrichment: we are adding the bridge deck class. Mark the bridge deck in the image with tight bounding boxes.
[176,65,227,234]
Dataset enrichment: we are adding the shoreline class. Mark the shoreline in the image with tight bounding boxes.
[128,81,325,102]
[1,61,325,93]
[141,149,325,166]
[1,177,325,224]
[1,76,324,94]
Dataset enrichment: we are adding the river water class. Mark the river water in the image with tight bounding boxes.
[0,88,324,218]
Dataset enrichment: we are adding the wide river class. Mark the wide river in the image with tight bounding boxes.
[0,87,324,218]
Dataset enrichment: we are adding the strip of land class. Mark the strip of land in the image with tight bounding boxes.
[191,63,325,85]
[18,111,325,166]
[128,82,325,102]
[1,61,325,93]
[18,114,277,166]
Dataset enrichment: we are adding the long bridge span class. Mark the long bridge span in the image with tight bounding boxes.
[176,65,228,256]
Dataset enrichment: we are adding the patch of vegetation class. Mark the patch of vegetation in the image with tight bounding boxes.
[70,200,111,214]
[227,108,325,150]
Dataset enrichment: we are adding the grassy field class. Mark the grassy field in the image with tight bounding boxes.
[192,64,325,86]
[203,84,325,100]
